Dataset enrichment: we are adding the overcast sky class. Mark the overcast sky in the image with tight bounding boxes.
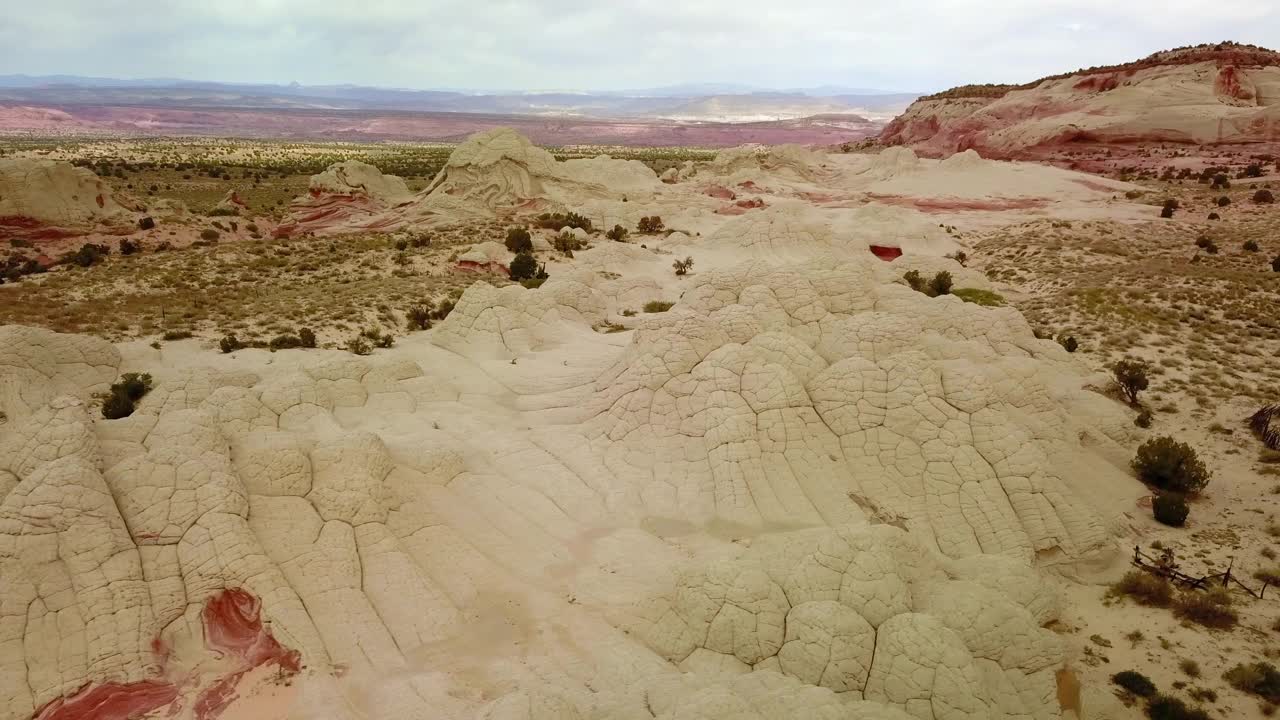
[2,1,1277,92]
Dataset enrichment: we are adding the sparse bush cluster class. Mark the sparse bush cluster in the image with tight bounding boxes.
[606,225,628,241]
[903,270,953,297]
[553,231,584,255]
[644,300,674,313]
[62,243,111,268]
[504,227,533,253]
[509,252,548,282]
[404,299,455,331]
[1224,662,1280,703]
[101,372,153,419]
[535,211,592,233]
[637,216,665,233]
[1252,404,1280,450]
[1112,358,1150,405]
[1132,436,1210,495]
[268,327,316,351]
[673,256,694,276]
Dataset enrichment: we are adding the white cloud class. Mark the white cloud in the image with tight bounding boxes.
[0,0,1276,91]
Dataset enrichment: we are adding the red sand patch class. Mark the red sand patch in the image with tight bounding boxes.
[869,245,903,261]
[31,588,300,720]
[865,193,1050,212]
[33,681,178,720]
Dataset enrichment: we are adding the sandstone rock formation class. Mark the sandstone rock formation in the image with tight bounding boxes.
[0,158,136,239]
[881,42,1280,158]
[274,160,414,237]
[1,127,1158,720]
[0,248,1138,719]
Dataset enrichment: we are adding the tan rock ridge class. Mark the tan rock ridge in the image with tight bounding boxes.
[881,42,1280,159]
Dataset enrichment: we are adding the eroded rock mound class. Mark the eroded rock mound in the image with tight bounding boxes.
[0,158,136,239]
[275,160,414,237]
[2,256,1136,720]
[881,42,1280,158]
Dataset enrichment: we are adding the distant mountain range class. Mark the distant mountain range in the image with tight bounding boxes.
[0,75,920,123]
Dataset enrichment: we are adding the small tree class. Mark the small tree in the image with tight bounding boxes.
[509,252,541,281]
[1112,358,1150,405]
[673,256,694,276]
[406,304,433,330]
[1132,436,1211,495]
[1210,174,1230,190]
[928,271,953,297]
[903,270,927,293]
[1152,492,1189,527]
[606,224,628,241]
[637,216,665,233]
[505,227,532,253]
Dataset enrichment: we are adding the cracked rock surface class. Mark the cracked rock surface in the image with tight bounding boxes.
[0,248,1135,720]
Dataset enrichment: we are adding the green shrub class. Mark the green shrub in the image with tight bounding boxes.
[1135,409,1154,428]
[406,304,433,330]
[346,336,372,355]
[520,278,547,289]
[208,206,239,217]
[1160,206,1175,219]
[1112,358,1150,405]
[1217,196,1231,207]
[1245,240,1260,252]
[1108,571,1173,607]
[952,288,1004,306]
[139,216,156,230]
[298,328,316,348]
[928,271,953,297]
[553,231,583,255]
[1152,493,1189,526]
[1146,694,1210,720]
[535,212,592,232]
[1173,588,1237,629]
[1112,670,1157,697]
[904,270,927,293]
[1058,335,1079,353]
[1274,255,1280,272]
[505,227,532,253]
[509,252,543,281]
[1224,662,1280,702]
[161,329,193,341]
[101,373,153,419]
[637,216,665,233]
[63,243,111,268]
[606,225,628,241]
[644,301,674,313]
[1255,189,1276,204]
[219,334,244,354]
[199,228,220,242]
[361,328,394,348]
[431,299,456,321]
[269,334,303,351]
[1132,436,1210,494]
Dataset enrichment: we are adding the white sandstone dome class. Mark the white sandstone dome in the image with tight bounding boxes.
[0,158,135,238]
